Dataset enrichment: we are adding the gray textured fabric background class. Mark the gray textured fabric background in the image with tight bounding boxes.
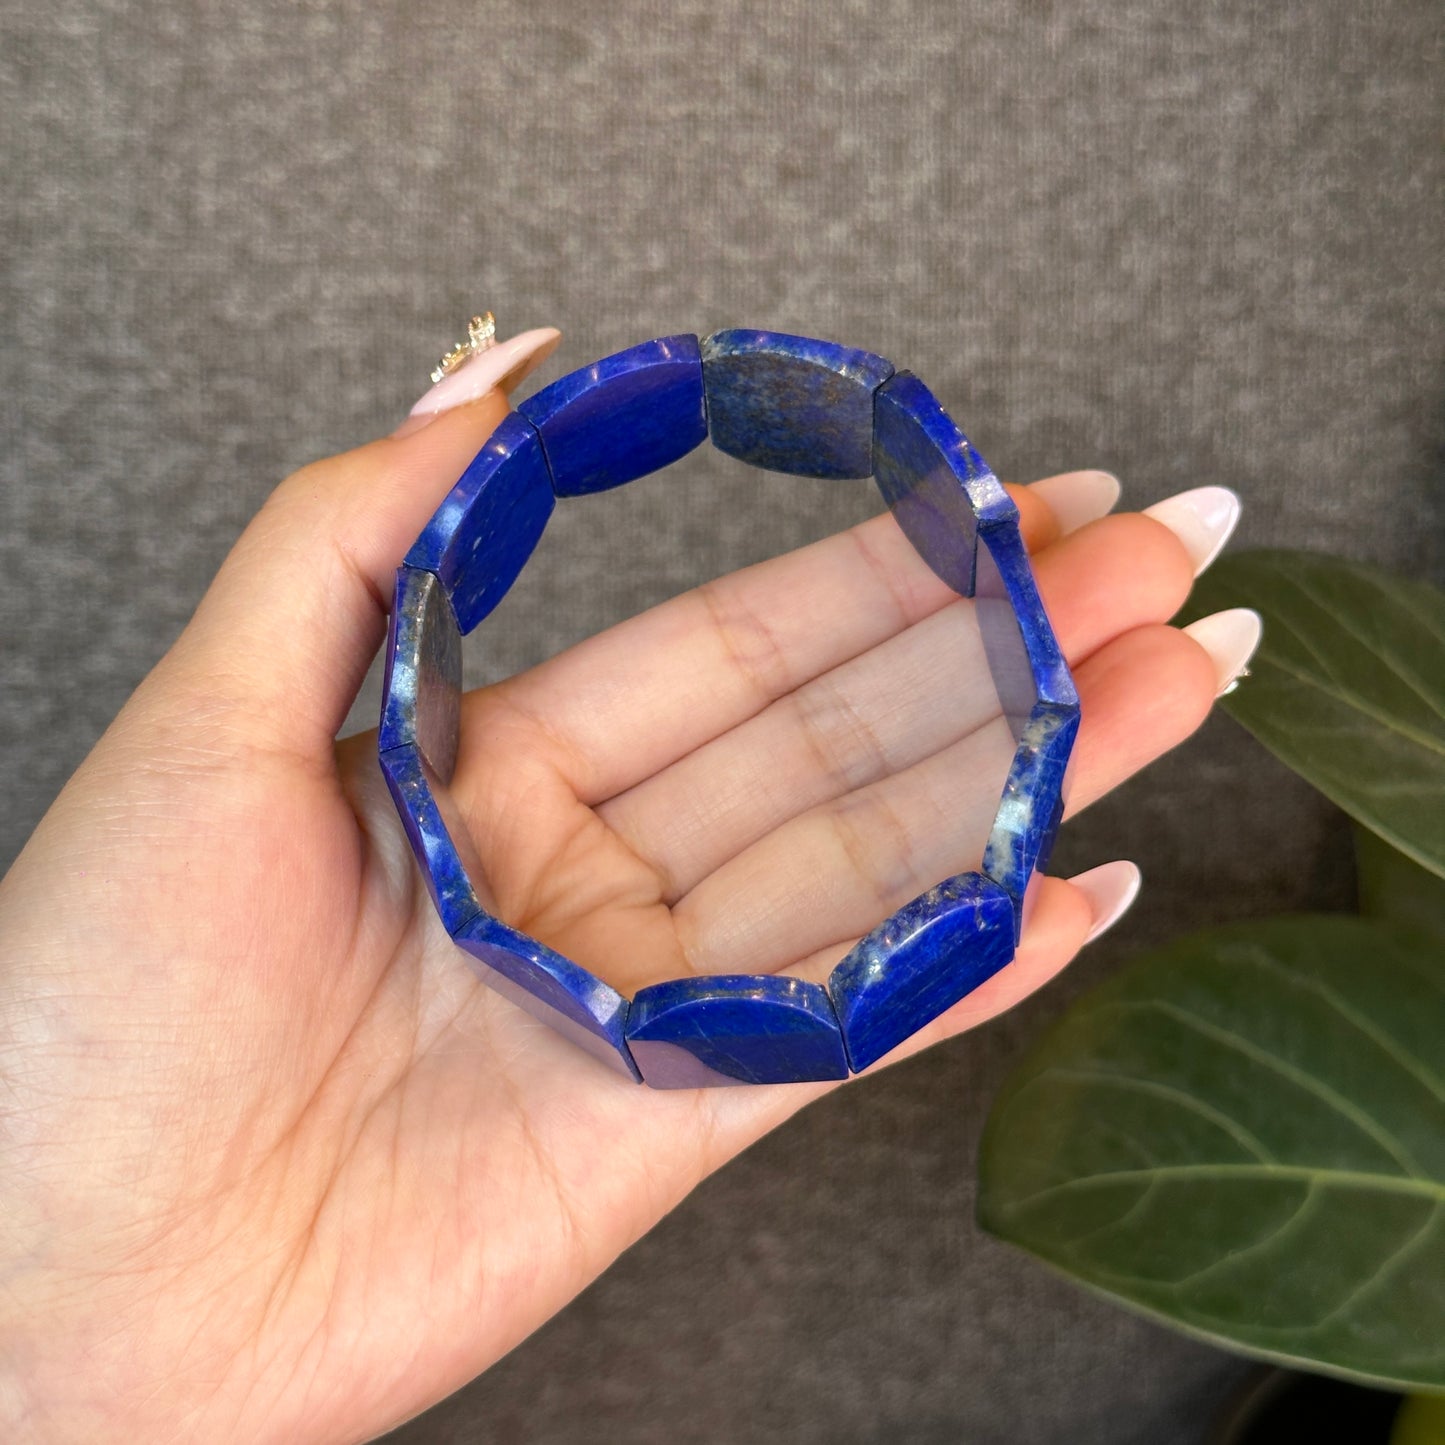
[2,1,1441,1440]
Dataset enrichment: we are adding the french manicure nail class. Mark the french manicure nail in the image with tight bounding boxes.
[393,326,562,438]
[1028,470,1122,535]
[1070,860,1143,944]
[1183,607,1263,695]
[1143,485,1241,576]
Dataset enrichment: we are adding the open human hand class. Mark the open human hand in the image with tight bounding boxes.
[0,336,1252,1443]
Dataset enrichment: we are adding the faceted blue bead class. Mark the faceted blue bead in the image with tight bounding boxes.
[379,567,462,782]
[626,975,850,1088]
[872,372,1017,597]
[403,412,555,635]
[828,873,1016,1073]
[975,519,1078,739]
[454,913,640,1082]
[378,742,482,938]
[984,702,1081,939]
[702,329,894,479]
[519,334,706,497]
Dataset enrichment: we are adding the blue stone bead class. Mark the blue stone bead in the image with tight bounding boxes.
[378,742,482,938]
[984,702,1081,938]
[455,913,640,1082]
[403,411,555,635]
[872,372,1017,597]
[975,519,1078,738]
[379,567,461,783]
[828,873,1016,1073]
[702,329,894,479]
[519,334,706,497]
[626,975,850,1088]
[1033,790,1067,880]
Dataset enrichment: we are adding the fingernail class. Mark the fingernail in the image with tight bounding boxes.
[393,326,562,438]
[1028,470,1122,535]
[1183,607,1263,695]
[1143,486,1241,576]
[1070,860,1143,944]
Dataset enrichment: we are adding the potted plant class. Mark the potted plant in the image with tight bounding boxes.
[976,549,1445,1442]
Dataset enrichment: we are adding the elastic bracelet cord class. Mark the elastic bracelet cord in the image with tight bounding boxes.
[379,329,1078,1088]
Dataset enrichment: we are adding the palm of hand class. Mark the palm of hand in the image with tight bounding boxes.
[0,400,1210,1443]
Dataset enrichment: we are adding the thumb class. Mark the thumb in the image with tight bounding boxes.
[154,327,561,759]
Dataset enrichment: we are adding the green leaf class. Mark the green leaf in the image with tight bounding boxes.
[1183,550,1445,880]
[1356,823,1445,942]
[977,915,1445,1393]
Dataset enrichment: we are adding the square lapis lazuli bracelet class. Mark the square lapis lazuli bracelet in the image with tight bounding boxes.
[379,329,1079,1088]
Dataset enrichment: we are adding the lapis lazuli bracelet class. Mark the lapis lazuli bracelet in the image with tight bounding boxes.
[379,329,1078,1088]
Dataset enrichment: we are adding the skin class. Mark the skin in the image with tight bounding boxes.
[0,386,1214,1442]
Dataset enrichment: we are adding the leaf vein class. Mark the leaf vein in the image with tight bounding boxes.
[1300,1202,1442,1335]
[1228,944,1445,1105]
[1282,572,1445,719]
[1102,999,1427,1177]
[1005,1163,1445,1215]
[1032,1065,1276,1162]
[1259,651,1445,758]
[1163,1181,1321,1289]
